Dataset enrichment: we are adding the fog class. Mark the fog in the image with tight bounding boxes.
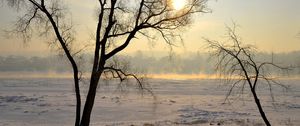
[0,51,299,77]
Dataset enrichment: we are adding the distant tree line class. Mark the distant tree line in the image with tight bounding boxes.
[0,51,299,75]
[0,55,70,72]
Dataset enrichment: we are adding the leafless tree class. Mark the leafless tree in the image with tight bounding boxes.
[3,0,208,126]
[205,24,290,126]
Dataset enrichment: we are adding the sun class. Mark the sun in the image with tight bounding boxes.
[172,0,187,10]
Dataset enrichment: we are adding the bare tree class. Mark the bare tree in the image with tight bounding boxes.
[3,0,208,126]
[205,24,290,126]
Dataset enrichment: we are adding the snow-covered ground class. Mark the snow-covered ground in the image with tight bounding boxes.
[0,78,299,126]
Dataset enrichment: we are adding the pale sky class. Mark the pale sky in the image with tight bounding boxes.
[0,0,299,56]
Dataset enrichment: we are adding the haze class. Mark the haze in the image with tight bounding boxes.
[0,0,299,57]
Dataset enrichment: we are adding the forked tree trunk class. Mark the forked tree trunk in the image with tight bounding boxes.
[251,89,271,126]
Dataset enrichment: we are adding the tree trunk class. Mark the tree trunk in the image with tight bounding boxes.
[251,89,271,126]
[80,72,102,126]
[73,67,81,126]
[41,8,81,126]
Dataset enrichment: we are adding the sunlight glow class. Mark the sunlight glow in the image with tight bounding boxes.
[172,0,187,10]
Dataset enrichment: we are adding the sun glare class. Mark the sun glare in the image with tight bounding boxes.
[172,0,187,10]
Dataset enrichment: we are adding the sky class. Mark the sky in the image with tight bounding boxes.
[0,0,299,57]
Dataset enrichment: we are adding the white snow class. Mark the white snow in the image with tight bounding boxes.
[0,78,299,126]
